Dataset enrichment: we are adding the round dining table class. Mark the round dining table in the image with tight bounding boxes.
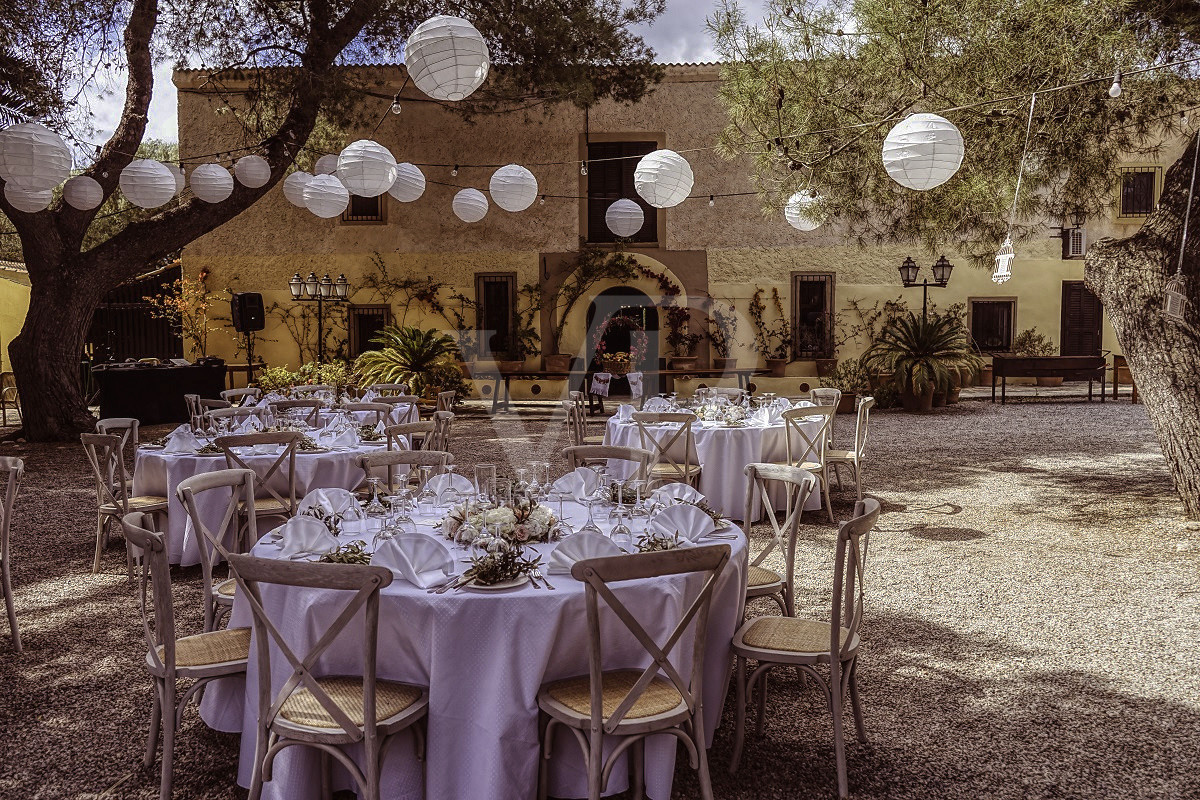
[133,440,393,566]
[199,501,748,800]
[603,410,824,519]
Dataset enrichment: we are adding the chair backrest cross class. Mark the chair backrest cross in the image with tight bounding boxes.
[571,545,730,734]
[368,383,409,396]
[562,400,586,447]
[383,421,434,451]
[339,402,392,428]
[269,399,322,427]
[357,450,451,494]
[429,410,454,451]
[436,390,456,412]
[831,498,881,661]
[782,405,836,470]
[81,433,132,514]
[120,512,181,677]
[631,412,698,486]
[221,387,262,406]
[564,445,652,483]
[742,463,815,616]
[849,396,875,458]
[214,432,302,518]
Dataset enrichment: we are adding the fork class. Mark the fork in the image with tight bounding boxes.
[532,568,555,590]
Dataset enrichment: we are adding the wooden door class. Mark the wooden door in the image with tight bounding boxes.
[1060,281,1103,356]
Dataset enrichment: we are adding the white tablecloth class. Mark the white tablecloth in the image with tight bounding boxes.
[200,502,747,800]
[604,415,823,519]
[133,443,391,565]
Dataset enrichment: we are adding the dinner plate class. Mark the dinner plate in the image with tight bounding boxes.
[359,440,387,447]
[139,444,165,450]
[465,574,530,591]
[298,446,332,454]
[194,451,226,457]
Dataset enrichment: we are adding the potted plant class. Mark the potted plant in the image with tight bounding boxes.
[664,306,703,370]
[861,312,982,413]
[593,316,649,375]
[545,247,639,372]
[823,357,871,413]
[750,287,793,377]
[1013,327,1061,385]
[705,299,741,372]
[354,325,459,395]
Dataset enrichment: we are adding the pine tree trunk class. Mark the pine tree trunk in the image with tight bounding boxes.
[8,263,103,440]
[1086,136,1200,519]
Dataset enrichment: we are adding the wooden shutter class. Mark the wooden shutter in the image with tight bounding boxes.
[1060,281,1102,356]
[586,141,657,243]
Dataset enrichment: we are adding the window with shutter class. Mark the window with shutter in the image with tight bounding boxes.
[341,194,386,223]
[969,300,1015,353]
[348,305,393,356]
[790,273,835,357]
[476,273,517,358]
[586,141,658,243]
[1060,281,1102,356]
[1117,167,1161,218]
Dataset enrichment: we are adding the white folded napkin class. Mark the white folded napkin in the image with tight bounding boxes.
[642,397,672,413]
[616,403,635,422]
[547,532,623,574]
[652,483,705,505]
[370,534,454,588]
[164,425,203,454]
[324,427,359,448]
[297,488,365,520]
[551,467,599,501]
[752,403,787,426]
[425,473,474,498]
[235,415,263,434]
[274,515,339,558]
[649,503,719,542]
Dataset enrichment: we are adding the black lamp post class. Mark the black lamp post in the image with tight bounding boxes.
[899,255,954,323]
[288,271,350,363]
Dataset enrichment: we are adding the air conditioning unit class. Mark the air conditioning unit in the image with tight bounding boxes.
[1063,227,1086,259]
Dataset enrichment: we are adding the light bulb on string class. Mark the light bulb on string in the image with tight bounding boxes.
[709,195,715,207]
[539,195,545,205]
[1108,69,1122,98]
[580,162,588,176]
[1182,110,1190,127]
[451,165,459,177]
[390,94,402,115]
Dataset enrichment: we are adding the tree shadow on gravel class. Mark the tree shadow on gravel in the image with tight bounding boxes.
[907,524,988,541]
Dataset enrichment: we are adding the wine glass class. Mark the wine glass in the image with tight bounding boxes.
[474,464,496,507]
[387,491,415,527]
[364,477,387,534]
[439,464,464,511]
[416,466,437,514]
[610,484,633,551]
[630,479,649,518]
[578,483,604,536]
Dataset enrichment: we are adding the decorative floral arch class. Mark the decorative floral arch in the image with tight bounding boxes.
[592,315,649,366]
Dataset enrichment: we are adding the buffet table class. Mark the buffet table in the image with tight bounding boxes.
[92,363,226,423]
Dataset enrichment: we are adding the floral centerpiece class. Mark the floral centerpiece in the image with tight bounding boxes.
[593,316,649,376]
[695,399,748,426]
[444,496,559,544]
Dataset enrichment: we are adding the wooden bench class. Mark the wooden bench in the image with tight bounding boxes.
[991,355,1107,404]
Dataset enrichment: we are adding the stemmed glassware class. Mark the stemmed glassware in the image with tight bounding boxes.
[439,463,464,511]
[474,464,496,508]
[364,477,387,535]
[578,480,604,535]
[415,466,437,514]
[630,479,649,517]
[610,483,633,551]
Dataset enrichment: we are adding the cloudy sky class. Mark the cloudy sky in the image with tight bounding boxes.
[90,1,766,145]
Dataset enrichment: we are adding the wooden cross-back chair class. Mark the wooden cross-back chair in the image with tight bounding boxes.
[429,410,454,452]
[384,421,434,452]
[214,432,301,540]
[563,445,652,483]
[221,387,262,406]
[631,412,702,489]
[199,398,232,413]
[781,405,837,523]
[536,545,731,800]
[729,497,882,800]
[269,399,322,427]
[96,417,140,494]
[176,469,258,632]
[225,553,430,800]
[356,449,451,495]
[568,391,604,444]
[81,433,169,574]
[435,390,456,412]
[291,384,334,397]
[1,456,23,652]
[184,394,203,430]
[826,397,875,502]
[339,402,393,428]
[742,463,816,617]
[367,383,409,396]
[809,388,842,446]
[120,512,249,800]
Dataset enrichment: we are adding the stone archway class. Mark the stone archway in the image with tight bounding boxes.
[585,286,660,390]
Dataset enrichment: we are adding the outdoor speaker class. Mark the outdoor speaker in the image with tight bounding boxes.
[231,292,266,333]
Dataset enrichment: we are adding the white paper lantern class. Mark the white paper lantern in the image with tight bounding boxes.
[283,171,312,207]
[303,173,349,218]
[605,199,644,237]
[784,190,824,232]
[3,183,52,212]
[634,149,694,208]
[405,15,491,102]
[337,140,397,197]
[489,164,537,212]
[119,159,177,209]
[0,122,73,191]
[189,163,234,203]
[388,162,426,202]
[315,154,340,175]
[452,187,488,222]
[165,163,185,195]
[881,113,964,191]
[63,176,104,210]
[234,154,271,188]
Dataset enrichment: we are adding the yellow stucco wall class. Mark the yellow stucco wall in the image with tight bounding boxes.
[174,64,1153,375]
[0,273,30,373]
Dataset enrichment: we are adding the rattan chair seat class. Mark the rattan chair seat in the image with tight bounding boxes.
[214,578,236,598]
[280,677,424,729]
[545,669,684,720]
[583,434,606,445]
[746,564,783,588]
[739,616,851,656]
[649,463,702,478]
[156,626,250,667]
[239,497,291,515]
[99,495,169,514]
[826,449,856,461]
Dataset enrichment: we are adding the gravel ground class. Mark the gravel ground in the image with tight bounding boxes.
[0,396,1197,800]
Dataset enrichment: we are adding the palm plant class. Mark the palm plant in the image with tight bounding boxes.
[354,325,457,396]
[861,312,983,397]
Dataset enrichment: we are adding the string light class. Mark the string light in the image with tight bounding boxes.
[1108,68,1123,98]
[451,164,458,177]
[709,195,715,207]
[390,93,403,115]
[539,195,545,205]
[580,161,588,176]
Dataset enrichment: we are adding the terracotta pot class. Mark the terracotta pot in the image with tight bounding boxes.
[669,356,699,371]
[456,360,472,378]
[765,358,788,377]
[713,357,738,372]
[946,371,962,405]
[932,390,947,408]
[959,366,975,388]
[543,353,573,373]
[978,365,994,386]
[815,358,838,377]
[836,393,857,414]
[868,370,895,390]
[498,360,525,374]
[1036,376,1064,387]
[900,384,935,413]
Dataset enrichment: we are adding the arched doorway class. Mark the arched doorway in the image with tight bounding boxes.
[586,287,659,387]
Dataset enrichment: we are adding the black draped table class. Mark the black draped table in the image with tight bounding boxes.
[93,363,226,423]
